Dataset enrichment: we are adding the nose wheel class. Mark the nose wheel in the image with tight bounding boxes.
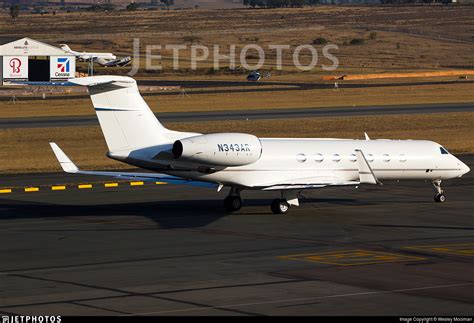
[434,193,446,203]
[432,179,446,203]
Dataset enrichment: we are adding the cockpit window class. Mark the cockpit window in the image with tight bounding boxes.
[440,147,449,155]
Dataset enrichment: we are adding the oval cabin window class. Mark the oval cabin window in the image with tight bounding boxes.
[296,153,307,163]
[348,154,357,162]
[399,154,407,162]
[314,153,324,163]
[383,154,391,162]
[366,154,374,162]
[332,154,341,162]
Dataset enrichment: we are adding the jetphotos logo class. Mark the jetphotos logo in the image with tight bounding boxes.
[9,58,22,74]
[2,315,62,323]
[57,57,70,73]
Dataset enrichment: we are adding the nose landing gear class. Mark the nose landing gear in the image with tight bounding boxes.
[432,179,446,203]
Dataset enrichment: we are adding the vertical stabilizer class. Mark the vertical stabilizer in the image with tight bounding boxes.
[70,76,173,152]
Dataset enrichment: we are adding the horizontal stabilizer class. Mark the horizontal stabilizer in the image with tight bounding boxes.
[50,142,79,173]
[68,75,135,87]
[49,143,216,189]
[355,149,382,185]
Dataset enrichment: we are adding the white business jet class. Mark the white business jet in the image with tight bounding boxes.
[60,44,116,62]
[50,76,470,214]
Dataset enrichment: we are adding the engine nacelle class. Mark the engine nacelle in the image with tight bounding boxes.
[172,133,262,167]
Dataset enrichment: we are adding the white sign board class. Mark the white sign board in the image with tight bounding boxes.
[50,56,75,80]
[2,56,28,81]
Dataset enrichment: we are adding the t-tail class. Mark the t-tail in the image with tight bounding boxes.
[69,76,196,158]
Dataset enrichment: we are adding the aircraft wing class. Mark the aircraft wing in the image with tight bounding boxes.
[49,143,217,189]
[258,176,360,191]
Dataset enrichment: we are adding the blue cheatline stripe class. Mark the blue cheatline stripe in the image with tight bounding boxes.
[94,107,137,111]
[10,81,76,86]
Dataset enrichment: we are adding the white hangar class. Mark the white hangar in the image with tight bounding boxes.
[0,37,76,85]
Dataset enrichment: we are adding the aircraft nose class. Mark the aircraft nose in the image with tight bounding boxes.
[457,160,470,176]
[461,162,470,175]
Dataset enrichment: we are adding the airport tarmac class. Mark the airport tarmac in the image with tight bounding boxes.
[1,102,473,129]
[0,156,473,315]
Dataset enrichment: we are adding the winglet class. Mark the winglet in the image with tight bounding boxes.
[355,149,382,185]
[364,132,370,140]
[49,143,79,173]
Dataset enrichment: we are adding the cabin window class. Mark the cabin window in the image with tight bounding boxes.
[314,153,324,163]
[366,154,374,162]
[399,154,407,162]
[440,147,449,155]
[348,154,357,162]
[296,153,307,163]
[382,154,391,162]
[332,154,341,162]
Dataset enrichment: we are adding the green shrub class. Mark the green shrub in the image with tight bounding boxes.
[312,37,328,45]
[207,67,219,75]
[182,35,201,44]
[349,38,365,45]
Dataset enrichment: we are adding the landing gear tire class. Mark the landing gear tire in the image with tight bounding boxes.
[434,193,446,203]
[432,180,446,203]
[224,196,242,212]
[271,199,290,214]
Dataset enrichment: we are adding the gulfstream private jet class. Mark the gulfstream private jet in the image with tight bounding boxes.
[50,76,470,214]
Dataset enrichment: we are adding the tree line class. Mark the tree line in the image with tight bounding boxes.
[243,0,320,7]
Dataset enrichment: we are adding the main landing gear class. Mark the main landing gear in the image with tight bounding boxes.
[271,199,290,214]
[432,179,446,203]
[271,191,299,214]
[223,188,299,214]
[224,187,242,212]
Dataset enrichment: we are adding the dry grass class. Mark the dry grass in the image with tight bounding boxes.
[0,7,473,73]
[0,112,472,174]
[1,81,473,118]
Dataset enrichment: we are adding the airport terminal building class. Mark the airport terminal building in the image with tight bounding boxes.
[0,37,76,85]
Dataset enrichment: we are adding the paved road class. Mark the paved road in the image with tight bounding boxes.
[1,79,472,102]
[1,102,473,129]
[0,156,472,315]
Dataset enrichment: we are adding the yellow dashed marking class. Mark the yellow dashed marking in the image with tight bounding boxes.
[406,243,474,257]
[280,249,424,266]
[2,180,169,194]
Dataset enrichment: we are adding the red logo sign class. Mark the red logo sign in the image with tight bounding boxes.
[9,58,22,74]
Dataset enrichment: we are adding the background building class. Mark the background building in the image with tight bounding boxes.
[0,37,76,85]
